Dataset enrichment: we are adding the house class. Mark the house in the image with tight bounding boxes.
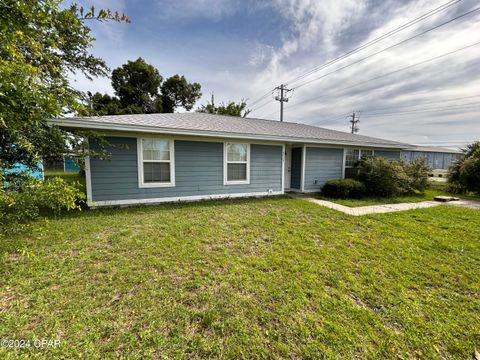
[401,146,462,170]
[51,113,408,207]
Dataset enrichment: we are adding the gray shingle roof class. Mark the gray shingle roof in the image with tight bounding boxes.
[55,113,409,149]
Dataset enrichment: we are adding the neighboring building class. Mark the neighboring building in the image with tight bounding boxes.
[401,146,462,170]
[51,113,408,207]
[4,161,44,180]
[44,156,81,172]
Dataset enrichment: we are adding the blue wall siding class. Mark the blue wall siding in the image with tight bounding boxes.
[400,150,460,170]
[90,137,282,202]
[375,150,401,160]
[304,147,343,192]
[290,147,302,190]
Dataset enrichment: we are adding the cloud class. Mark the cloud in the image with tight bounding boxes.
[247,0,480,145]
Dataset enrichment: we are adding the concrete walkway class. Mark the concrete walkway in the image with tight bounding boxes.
[445,199,480,209]
[303,198,441,216]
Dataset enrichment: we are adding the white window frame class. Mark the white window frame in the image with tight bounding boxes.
[344,148,375,175]
[224,142,250,185]
[137,137,175,188]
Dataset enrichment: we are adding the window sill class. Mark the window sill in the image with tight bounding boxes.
[224,180,250,185]
[139,182,175,188]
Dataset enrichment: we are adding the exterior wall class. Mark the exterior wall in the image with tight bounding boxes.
[89,136,283,204]
[374,150,401,160]
[400,150,461,170]
[303,147,344,192]
[290,147,302,190]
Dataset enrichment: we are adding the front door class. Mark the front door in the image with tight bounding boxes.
[284,147,292,189]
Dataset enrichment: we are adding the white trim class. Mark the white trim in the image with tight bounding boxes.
[89,191,284,208]
[137,137,175,188]
[300,145,306,193]
[281,144,285,193]
[84,154,93,207]
[342,148,346,179]
[223,142,250,185]
[50,118,408,150]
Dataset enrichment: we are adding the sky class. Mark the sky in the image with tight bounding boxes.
[71,0,480,147]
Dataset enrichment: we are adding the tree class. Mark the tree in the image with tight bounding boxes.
[197,99,251,117]
[0,0,129,172]
[111,57,163,113]
[448,142,480,195]
[90,61,202,115]
[161,75,202,113]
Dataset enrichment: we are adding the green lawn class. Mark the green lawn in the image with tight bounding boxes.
[44,170,86,191]
[1,197,479,358]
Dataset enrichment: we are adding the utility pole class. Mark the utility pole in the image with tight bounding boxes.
[274,84,292,122]
[210,92,215,107]
[348,111,360,134]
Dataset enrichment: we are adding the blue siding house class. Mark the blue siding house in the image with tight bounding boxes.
[52,113,408,207]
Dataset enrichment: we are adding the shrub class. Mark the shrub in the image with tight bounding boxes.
[405,158,430,192]
[0,173,85,232]
[357,157,430,197]
[448,142,480,195]
[321,179,365,199]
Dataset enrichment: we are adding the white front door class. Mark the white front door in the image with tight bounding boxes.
[284,147,292,189]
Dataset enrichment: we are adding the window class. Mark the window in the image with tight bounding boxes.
[224,143,250,184]
[344,148,374,178]
[138,138,175,187]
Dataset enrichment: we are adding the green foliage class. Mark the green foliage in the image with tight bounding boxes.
[448,142,480,195]
[321,179,365,199]
[0,0,128,173]
[358,157,430,197]
[0,174,85,232]
[161,74,202,112]
[404,158,430,192]
[197,98,251,117]
[90,59,202,115]
[111,57,163,113]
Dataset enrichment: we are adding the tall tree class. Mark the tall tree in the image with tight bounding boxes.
[197,99,251,117]
[111,57,163,113]
[91,61,202,115]
[0,1,129,171]
[161,75,202,113]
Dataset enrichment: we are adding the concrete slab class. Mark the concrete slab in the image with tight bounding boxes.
[302,198,441,216]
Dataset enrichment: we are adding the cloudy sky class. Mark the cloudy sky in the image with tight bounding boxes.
[72,0,480,147]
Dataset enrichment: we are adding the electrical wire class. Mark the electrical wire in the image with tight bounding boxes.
[285,0,463,87]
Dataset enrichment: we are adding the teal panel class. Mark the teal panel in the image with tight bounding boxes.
[89,137,283,202]
[304,147,343,192]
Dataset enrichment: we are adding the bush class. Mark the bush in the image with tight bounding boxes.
[405,158,430,192]
[358,157,430,197]
[0,174,85,232]
[448,142,480,195]
[321,179,365,199]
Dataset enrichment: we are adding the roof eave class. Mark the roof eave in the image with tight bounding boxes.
[49,118,409,149]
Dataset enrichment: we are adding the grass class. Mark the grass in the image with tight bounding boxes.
[44,170,86,193]
[1,197,479,358]
[316,182,480,207]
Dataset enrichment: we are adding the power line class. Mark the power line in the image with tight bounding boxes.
[360,94,480,113]
[286,40,480,111]
[285,0,463,87]
[247,88,275,108]
[362,102,480,117]
[291,5,480,90]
